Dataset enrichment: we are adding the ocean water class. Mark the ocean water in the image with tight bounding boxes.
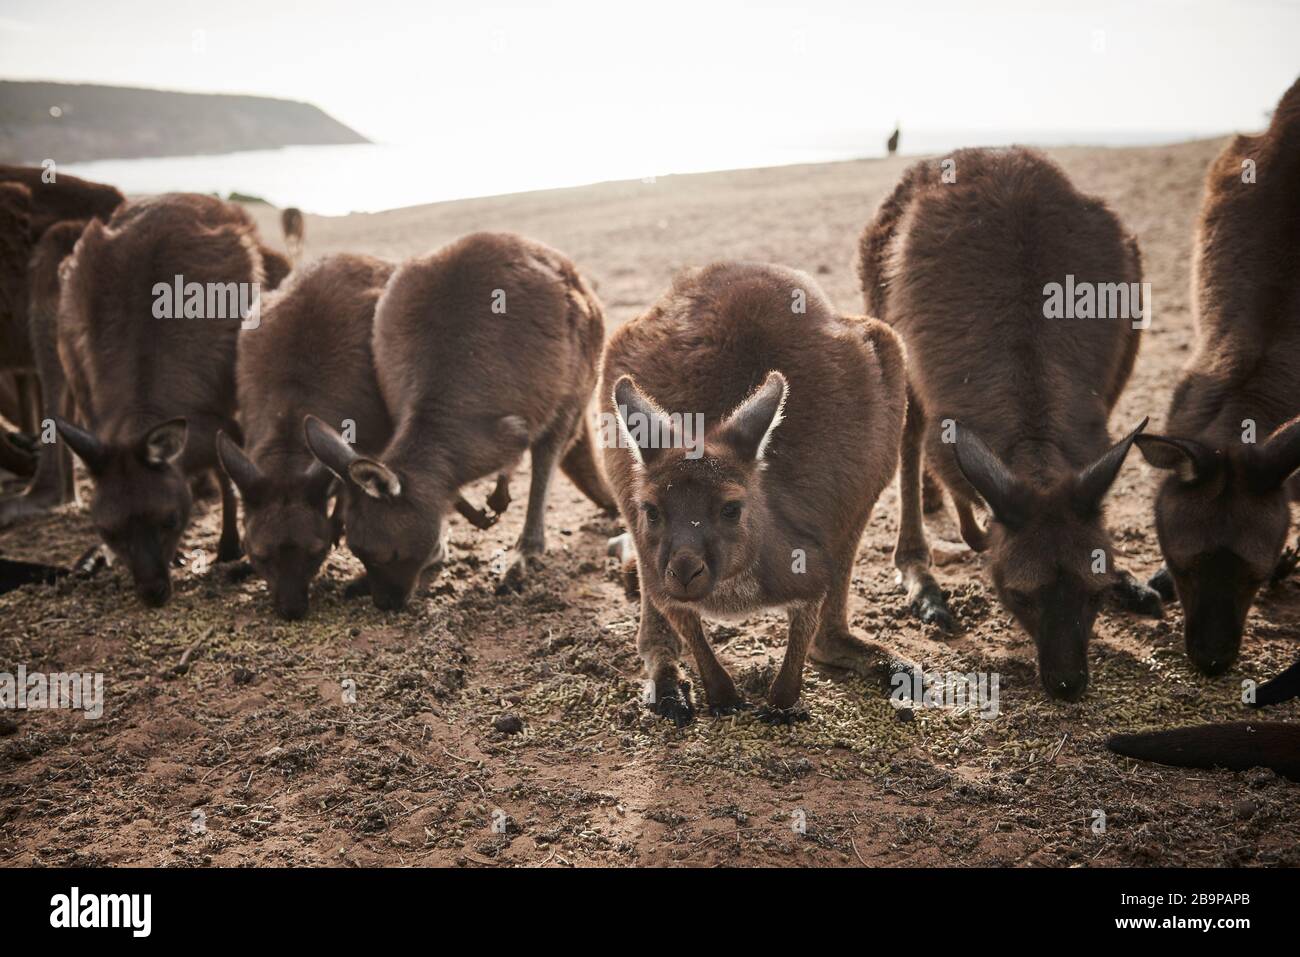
[60,129,1205,217]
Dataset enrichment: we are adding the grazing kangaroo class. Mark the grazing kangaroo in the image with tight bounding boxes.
[859,147,1159,702]
[52,193,282,606]
[602,262,907,724]
[1108,656,1300,780]
[1136,77,1300,676]
[280,207,305,264]
[218,254,395,620]
[0,166,123,524]
[304,232,613,611]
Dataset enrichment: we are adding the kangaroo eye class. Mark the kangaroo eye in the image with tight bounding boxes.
[641,502,660,524]
[721,502,743,522]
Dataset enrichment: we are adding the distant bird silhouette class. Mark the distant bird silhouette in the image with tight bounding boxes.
[886,123,900,156]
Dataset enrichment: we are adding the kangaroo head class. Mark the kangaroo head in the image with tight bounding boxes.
[613,372,786,606]
[1136,417,1300,676]
[303,415,443,611]
[57,416,192,607]
[954,419,1147,702]
[217,432,335,620]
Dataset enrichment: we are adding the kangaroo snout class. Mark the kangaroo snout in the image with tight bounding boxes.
[274,585,310,621]
[665,550,709,599]
[1043,669,1089,702]
[135,576,172,608]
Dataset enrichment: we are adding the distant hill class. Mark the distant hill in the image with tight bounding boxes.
[0,81,370,163]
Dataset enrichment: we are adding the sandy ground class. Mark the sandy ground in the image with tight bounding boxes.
[1,140,1298,867]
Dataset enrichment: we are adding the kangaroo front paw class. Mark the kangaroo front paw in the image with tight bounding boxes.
[343,575,371,599]
[1110,570,1164,618]
[756,702,810,725]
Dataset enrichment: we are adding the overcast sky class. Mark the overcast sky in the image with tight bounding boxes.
[2,0,1296,149]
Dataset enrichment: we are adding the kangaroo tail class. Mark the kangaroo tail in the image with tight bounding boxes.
[1107,722,1300,781]
[1254,656,1300,707]
[561,411,617,513]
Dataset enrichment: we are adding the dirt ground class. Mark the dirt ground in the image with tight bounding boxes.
[2,140,1298,867]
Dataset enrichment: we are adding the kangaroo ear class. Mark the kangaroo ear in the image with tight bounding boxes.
[54,416,107,475]
[1135,433,1217,485]
[348,458,401,499]
[613,375,677,468]
[1247,417,1300,493]
[717,371,788,463]
[303,415,358,480]
[1073,417,1148,516]
[141,418,187,468]
[953,422,1029,527]
[216,431,264,501]
[303,460,336,508]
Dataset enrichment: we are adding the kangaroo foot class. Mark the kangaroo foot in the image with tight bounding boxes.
[1109,570,1164,617]
[898,568,955,632]
[216,535,242,564]
[496,549,541,594]
[810,630,916,695]
[647,677,694,727]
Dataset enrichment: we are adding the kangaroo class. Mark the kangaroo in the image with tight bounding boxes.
[0,166,123,524]
[1136,77,1300,676]
[280,207,305,264]
[217,254,395,619]
[0,183,35,431]
[601,262,908,725]
[859,147,1160,702]
[52,193,281,606]
[304,232,614,611]
[1108,656,1300,781]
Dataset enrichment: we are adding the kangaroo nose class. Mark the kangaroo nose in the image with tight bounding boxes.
[137,580,171,607]
[1047,673,1087,702]
[667,554,706,586]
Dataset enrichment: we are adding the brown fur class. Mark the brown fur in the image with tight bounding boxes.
[0,166,123,523]
[220,253,395,619]
[860,147,1151,701]
[304,232,610,610]
[600,262,907,723]
[53,193,280,605]
[0,165,123,238]
[1136,76,1300,676]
